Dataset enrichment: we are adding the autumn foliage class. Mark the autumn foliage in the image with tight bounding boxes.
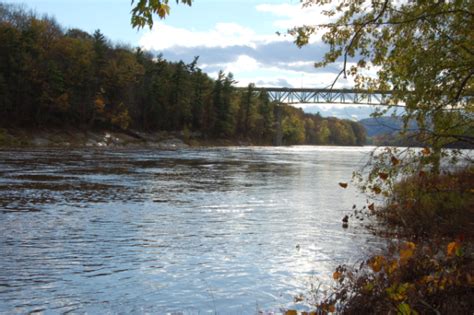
[0,4,367,147]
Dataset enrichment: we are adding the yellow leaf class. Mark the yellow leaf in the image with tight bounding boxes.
[339,182,348,188]
[369,255,386,272]
[285,310,297,315]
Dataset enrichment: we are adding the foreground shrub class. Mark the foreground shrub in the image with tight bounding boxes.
[374,168,474,239]
[309,240,473,314]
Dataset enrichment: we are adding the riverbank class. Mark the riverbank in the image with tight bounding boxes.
[0,128,259,149]
[302,169,474,314]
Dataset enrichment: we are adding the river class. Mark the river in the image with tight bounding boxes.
[0,146,381,314]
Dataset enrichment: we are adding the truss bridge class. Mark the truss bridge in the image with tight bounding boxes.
[250,87,397,106]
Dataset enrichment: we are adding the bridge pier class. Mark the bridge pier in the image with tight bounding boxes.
[273,104,283,146]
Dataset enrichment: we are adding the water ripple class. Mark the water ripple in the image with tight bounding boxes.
[0,146,383,314]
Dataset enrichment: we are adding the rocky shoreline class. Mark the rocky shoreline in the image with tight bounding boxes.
[0,128,256,149]
[0,128,194,149]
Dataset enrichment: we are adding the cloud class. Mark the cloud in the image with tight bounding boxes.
[147,39,331,73]
[204,55,260,74]
[138,10,354,90]
[256,78,293,88]
[139,22,285,51]
[256,2,334,30]
[201,54,349,89]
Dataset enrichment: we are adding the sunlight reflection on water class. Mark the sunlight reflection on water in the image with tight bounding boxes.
[0,146,382,314]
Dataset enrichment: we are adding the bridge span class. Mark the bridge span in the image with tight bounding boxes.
[248,87,398,106]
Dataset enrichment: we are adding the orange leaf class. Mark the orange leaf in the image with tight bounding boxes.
[333,271,342,280]
[378,172,389,180]
[285,310,297,315]
[328,304,336,313]
[339,182,348,188]
[447,241,461,257]
[422,147,431,155]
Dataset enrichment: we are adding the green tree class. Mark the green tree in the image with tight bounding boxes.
[213,71,237,137]
[237,83,258,138]
[255,90,275,143]
[189,61,213,131]
[328,118,356,146]
[349,120,367,146]
[281,107,305,145]
[316,119,330,144]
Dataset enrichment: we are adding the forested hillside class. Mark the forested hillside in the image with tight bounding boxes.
[0,4,365,146]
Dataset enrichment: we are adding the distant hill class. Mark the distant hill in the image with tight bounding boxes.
[359,116,473,149]
[359,116,418,137]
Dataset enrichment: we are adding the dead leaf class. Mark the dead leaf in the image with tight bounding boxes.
[294,294,304,303]
[339,182,348,188]
[391,156,400,166]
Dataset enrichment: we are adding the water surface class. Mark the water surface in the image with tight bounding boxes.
[0,146,380,314]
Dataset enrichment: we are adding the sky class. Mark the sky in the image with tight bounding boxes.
[9,0,384,120]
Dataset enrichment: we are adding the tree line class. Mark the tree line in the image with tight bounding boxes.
[0,4,366,146]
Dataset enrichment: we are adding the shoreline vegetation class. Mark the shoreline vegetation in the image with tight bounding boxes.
[0,4,366,148]
[296,168,474,315]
